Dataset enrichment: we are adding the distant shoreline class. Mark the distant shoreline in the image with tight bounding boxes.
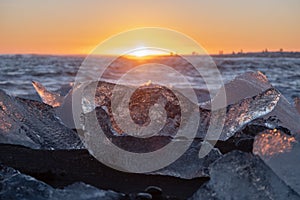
[211,51,300,58]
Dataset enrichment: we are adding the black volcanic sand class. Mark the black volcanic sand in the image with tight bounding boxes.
[0,144,207,199]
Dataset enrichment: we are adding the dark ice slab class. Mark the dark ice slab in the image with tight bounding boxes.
[149,141,222,179]
[0,164,124,200]
[0,89,83,149]
[189,151,300,200]
[0,144,206,199]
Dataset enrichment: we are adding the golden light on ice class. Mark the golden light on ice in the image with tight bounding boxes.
[32,81,63,107]
[253,129,296,158]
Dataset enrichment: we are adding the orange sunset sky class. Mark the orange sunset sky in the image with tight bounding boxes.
[1,0,299,55]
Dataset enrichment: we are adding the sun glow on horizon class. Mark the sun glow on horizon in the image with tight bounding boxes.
[127,48,172,58]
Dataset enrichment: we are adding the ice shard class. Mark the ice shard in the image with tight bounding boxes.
[189,151,300,200]
[214,116,288,154]
[32,80,64,107]
[197,88,281,141]
[81,81,196,137]
[265,96,300,135]
[201,71,272,109]
[218,88,281,141]
[0,89,83,149]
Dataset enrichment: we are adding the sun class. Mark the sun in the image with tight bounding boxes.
[128,47,171,58]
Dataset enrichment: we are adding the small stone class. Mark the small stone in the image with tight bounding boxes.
[136,192,152,200]
[145,186,162,196]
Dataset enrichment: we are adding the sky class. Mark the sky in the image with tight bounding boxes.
[1,0,299,55]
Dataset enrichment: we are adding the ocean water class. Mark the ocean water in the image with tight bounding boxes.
[0,54,299,103]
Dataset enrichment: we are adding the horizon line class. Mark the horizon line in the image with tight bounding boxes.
[0,50,300,57]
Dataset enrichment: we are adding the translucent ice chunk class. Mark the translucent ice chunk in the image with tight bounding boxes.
[254,129,300,195]
[205,88,281,141]
[189,151,300,200]
[0,89,83,149]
